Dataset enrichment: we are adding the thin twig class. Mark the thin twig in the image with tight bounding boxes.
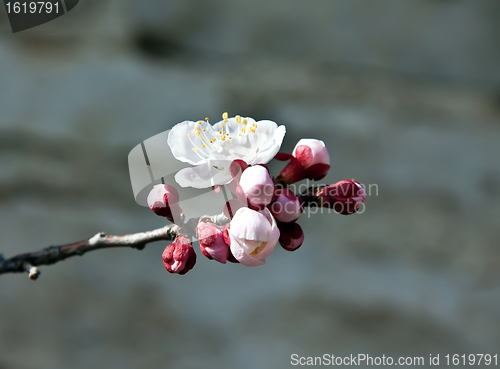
[0,191,323,280]
[0,213,229,280]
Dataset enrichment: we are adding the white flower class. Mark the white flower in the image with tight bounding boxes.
[168,113,286,189]
[228,207,280,267]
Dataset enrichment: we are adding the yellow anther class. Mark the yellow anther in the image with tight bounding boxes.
[203,129,206,131]
[187,134,191,137]
[229,137,232,139]
[241,127,245,133]
[198,121,202,125]
[249,124,256,133]
[242,118,248,125]
[202,144,206,147]
[195,128,201,136]
[205,117,209,121]
[221,136,226,141]
[222,112,228,122]
[192,147,199,152]
[219,130,222,134]
[222,125,225,128]
[249,246,261,255]
[235,115,241,123]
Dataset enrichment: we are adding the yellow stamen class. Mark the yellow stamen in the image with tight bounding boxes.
[195,128,201,136]
[242,118,248,125]
[235,115,241,123]
[221,136,226,141]
[249,246,261,255]
[222,112,228,122]
[187,134,191,137]
[192,147,199,152]
[202,144,206,147]
[203,129,206,131]
[205,117,209,122]
[198,121,202,125]
[241,127,245,133]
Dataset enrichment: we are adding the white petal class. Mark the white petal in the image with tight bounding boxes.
[253,125,286,164]
[168,121,206,165]
[229,207,271,241]
[174,161,233,188]
[229,237,266,267]
[252,208,280,260]
[254,119,278,135]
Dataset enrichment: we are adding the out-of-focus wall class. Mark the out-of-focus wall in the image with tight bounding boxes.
[0,1,499,368]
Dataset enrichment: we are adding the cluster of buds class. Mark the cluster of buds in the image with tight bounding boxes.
[147,139,365,275]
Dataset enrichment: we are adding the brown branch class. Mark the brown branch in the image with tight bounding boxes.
[0,213,229,280]
[0,187,325,281]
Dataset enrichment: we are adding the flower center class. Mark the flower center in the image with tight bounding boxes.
[249,241,268,255]
[186,112,259,161]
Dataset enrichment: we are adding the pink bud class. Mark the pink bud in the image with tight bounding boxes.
[229,159,249,180]
[318,179,366,215]
[197,222,230,264]
[269,188,303,223]
[276,139,331,184]
[222,224,239,263]
[162,236,196,275]
[238,165,275,210]
[293,139,330,169]
[228,207,280,267]
[278,222,304,251]
[147,184,184,223]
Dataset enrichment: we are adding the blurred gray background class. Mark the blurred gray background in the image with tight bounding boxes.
[1,0,500,368]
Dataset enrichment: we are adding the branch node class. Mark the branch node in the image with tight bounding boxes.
[23,263,40,281]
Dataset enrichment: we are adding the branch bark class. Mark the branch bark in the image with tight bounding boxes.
[0,213,229,280]
[0,189,324,280]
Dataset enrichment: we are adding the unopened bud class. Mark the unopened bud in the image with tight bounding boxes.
[317,179,366,215]
[162,236,196,275]
[238,165,275,210]
[147,184,185,223]
[278,222,305,251]
[197,222,230,264]
[269,188,303,223]
[229,159,249,180]
[276,139,331,184]
[222,224,239,263]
